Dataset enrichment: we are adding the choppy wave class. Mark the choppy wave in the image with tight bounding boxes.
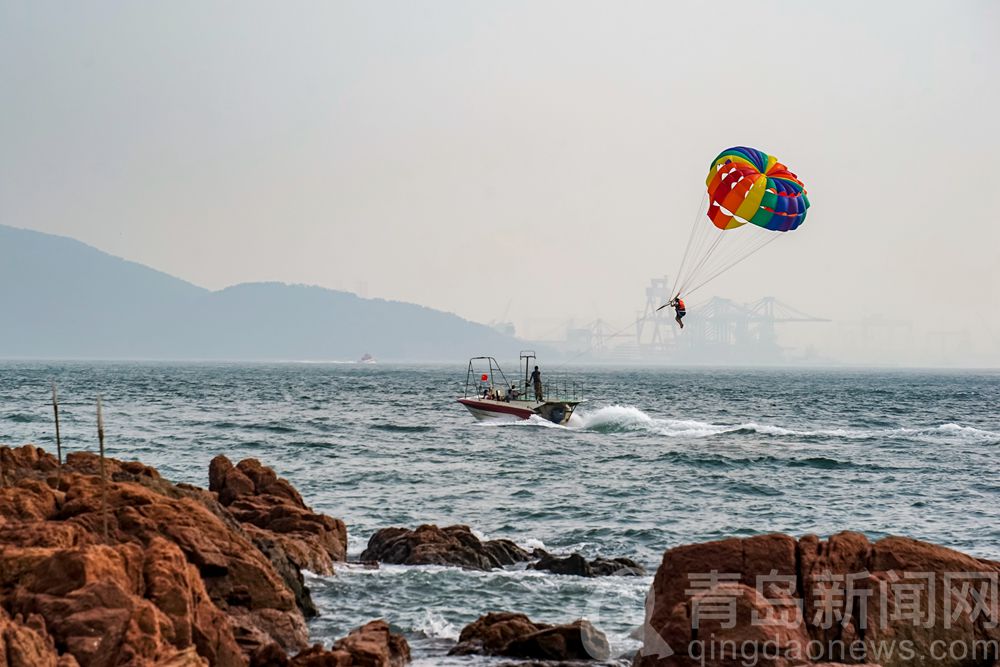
[211,420,297,434]
[572,405,1000,444]
[370,423,436,433]
[786,456,857,470]
[414,611,460,641]
[2,412,45,423]
[899,423,1000,444]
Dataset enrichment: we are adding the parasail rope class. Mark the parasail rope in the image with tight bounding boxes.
[671,193,787,298]
[678,210,719,293]
[683,234,780,297]
[670,194,709,299]
[676,232,725,296]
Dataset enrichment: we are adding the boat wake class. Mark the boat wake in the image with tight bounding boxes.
[567,405,1000,444]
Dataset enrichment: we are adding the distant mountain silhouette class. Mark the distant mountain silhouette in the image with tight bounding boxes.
[0,224,526,361]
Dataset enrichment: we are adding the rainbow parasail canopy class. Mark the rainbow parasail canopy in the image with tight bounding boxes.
[705,146,809,232]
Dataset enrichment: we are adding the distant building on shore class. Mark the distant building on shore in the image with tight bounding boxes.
[552,277,830,364]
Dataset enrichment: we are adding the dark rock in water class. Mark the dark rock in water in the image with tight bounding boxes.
[360,525,642,577]
[532,552,591,576]
[360,524,532,570]
[450,612,610,661]
[449,612,541,656]
[505,622,611,663]
[531,552,645,577]
[286,620,410,666]
[590,556,644,577]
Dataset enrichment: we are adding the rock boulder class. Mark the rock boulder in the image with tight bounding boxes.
[256,620,410,667]
[531,551,645,577]
[360,525,532,570]
[0,444,359,667]
[450,612,610,661]
[636,532,1000,667]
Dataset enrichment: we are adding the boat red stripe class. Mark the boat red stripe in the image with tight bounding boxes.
[457,398,535,420]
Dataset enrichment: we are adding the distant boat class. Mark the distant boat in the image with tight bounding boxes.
[456,351,582,425]
[359,353,376,364]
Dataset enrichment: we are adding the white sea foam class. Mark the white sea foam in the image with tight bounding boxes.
[573,405,731,437]
[414,611,460,641]
[886,423,1000,444]
[469,526,493,542]
[345,534,371,559]
[569,405,1000,444]
[521,537,548,551]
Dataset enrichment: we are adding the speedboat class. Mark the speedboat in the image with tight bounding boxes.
[457,351,583,425]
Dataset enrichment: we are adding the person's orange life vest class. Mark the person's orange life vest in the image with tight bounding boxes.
[676,299,686,311]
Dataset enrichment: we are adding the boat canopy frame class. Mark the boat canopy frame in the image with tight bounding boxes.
[463,354,581,402]
[463,357,512,399]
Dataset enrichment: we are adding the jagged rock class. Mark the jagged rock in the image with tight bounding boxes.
[285,620,410,666]
[51,471,307,654]
[531,552,645,577]
[0,444,60,481]
[142,536,244,665]
[209,456,347,575]
[6,540,231,666]
[360,524,531,570]
[450,612,610,661]
[0,444,354,666]
[209,457,257,506]
[636,532,1000,667]
[0,607,66,667]
[242,524,318,618]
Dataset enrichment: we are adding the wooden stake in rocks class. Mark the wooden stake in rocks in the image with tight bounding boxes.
[52,381,62,484]
[97,395,108,541]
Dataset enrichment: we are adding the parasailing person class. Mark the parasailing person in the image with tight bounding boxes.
[669,295,686,328]
[656,293,687,328]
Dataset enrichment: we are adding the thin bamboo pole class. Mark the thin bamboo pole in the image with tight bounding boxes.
[52,381,62,485]
[97,395,108,542]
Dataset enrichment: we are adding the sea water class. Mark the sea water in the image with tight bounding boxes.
[2,362,998,663]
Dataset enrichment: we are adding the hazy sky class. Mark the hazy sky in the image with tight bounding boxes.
[3,2,999,363]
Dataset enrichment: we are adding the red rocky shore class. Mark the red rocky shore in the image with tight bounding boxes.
[0,444,409,666]
[5,442,1000,667]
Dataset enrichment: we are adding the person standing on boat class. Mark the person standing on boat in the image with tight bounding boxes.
[529,365,543,402]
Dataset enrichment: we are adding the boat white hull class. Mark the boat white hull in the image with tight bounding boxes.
[457,397,579,425]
